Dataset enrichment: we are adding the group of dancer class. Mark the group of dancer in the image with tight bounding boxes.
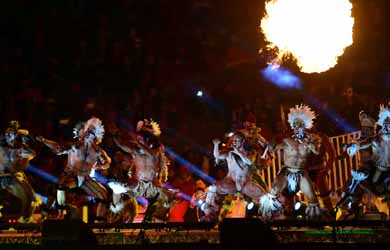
[1,102,390,223]
[203,102,390,221]
[0,117,173,223]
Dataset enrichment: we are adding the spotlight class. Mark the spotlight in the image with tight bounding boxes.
[196,90,203,97]
[198,200,204,205]
[294,201,301,211]
[227,132,234,137]
[293,201,306,219]
[247,202,254,210]
[245,201,258,218]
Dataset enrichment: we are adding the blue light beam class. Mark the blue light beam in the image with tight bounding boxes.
[306,95,357,133]
[27,164,58,183]
[261,64,302,89]
[164,146,215,184]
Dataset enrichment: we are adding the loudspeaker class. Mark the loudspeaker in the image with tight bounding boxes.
[220,218,277,249]
[42,219,97,246]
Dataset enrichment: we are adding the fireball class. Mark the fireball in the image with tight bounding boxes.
[261,0,354,73]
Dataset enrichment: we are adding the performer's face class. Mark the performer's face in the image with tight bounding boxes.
[5,130,16,146]
[84,130,96,144]
[293,119,305,140]
[243,121,254,129]
[383,119,390,134]
[232,135,244,149]
[294,127,305,139]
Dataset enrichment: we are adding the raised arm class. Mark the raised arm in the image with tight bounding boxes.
[95,147,111,170]
[212,139,227,162]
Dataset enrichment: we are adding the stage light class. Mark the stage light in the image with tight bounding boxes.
[294,201,301,211]
[227,132,234,137]
[247,202,254,210]
[245,201,258,218]
[196,90,203,97]
[293,201,306,219]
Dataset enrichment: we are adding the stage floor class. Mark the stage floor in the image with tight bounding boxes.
[1,220,390,247]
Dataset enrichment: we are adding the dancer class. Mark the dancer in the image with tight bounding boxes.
[259,104,322,219]
[113,119,172,221]
[238,113,271,190]
[306,129,337,213]
[238,113,271,168]
[0,121,38,221]
[339,104,390,216]
[37,117,111,221]
[204,132,266,220]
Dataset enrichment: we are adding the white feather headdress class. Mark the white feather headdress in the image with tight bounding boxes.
[73,117,105,142]
[377,104,390,127]
[287,104,316,129]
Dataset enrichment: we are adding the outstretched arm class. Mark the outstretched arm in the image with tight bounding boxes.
[113,137,136,156]
[113,136,154,157]
[345,139,372,157]
[36,136,68,155]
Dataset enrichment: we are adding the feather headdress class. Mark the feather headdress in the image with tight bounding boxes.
[7,120,20,131]
[377,104,390,127]
[136,119,161,137]
[287,104,316,129]
[73,117,105,142]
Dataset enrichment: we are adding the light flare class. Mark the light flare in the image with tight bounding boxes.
[261,0,354,73]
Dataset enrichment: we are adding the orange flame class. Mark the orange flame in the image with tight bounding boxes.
[261,0,354,73]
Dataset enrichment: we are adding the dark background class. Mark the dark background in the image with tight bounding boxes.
[0,0,389,145]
